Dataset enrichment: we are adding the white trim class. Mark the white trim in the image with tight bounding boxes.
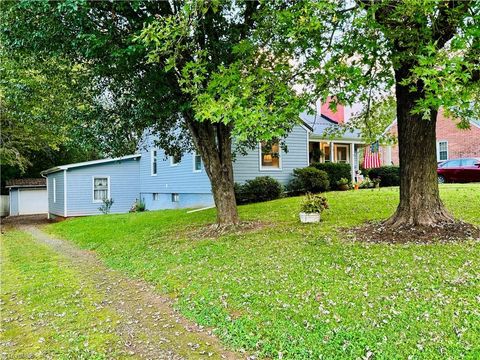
[64,170,67,217]
[170,155,180,166]
[306,131,310,166]
[350,143,355,181]
[192,152,202,172]
[437,140,449,161]
[43,174,50,219]
[470,120,480,129]
[334,144,350,163]
[53,178,57,204]
[151,149,158,176]
[92,176,111,203]
[258,142,283,171]
[41,154,141,175]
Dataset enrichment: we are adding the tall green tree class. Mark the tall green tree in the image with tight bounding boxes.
[273,0,480,227]
[1,1,306,224]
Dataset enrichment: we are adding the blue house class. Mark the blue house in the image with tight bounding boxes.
[42,113,372,218]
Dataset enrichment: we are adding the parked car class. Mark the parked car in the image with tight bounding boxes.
[437,158,480,183]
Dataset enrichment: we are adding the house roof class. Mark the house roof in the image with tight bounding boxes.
[300,112,362,140]
[41,154,142,175]
[6,178,46,188]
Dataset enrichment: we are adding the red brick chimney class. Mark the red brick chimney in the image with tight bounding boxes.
[321,96,345,124]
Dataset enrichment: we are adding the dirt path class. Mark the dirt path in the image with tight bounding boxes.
[21,226,243,360]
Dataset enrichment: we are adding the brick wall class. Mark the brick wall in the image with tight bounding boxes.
[388,110,480,165]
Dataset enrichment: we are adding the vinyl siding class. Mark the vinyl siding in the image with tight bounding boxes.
[48,171,65,216]
[9,189,18,216]
[139,136,212,195]
[233,125,309,184]
[142,192,214,210]
[66,158,140,216]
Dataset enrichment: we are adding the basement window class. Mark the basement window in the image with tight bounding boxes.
[171,193,179,203]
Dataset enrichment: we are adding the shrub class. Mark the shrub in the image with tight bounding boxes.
[367,166,400,187]
[130,198,146,212]
[287,167,329,194]
[300,193,329,213]
[311,162,351,189]
[235,176,283,205]
[98,198,114,214]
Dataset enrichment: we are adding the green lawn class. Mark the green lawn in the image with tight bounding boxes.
[0,231,123,359]
[46,184,480,359]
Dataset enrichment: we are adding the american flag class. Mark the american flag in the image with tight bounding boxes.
[363,142,381,169]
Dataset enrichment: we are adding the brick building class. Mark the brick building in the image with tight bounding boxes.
[388,110,480,165]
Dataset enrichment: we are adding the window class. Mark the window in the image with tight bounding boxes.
[93,177,109,202]
[153,193,159,201]
[437,141,448,161]
[336,145,349,163]
[151,149,158,176]
[53,178,56,203]
[193,152,202,172]
[462,158,479,166]
[444,160,461,168]
[171,193,179,202]
[170,154,181,166]
[260,141,281,169]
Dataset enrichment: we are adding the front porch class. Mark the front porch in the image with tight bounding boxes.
[308,140,364,182]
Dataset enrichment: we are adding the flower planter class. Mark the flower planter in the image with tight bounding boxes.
[354,184,359,190]
[299,212,321,223]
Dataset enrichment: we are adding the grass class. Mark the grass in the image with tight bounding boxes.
[0,231,125,359]
[45,184,480,359]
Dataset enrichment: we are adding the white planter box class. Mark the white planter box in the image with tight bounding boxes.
[299,212,321,223]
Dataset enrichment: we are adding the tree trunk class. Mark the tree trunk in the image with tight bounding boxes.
[186,119,239,225]
[385,68,454,227]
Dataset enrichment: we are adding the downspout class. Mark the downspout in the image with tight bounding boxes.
[41,173,50,219]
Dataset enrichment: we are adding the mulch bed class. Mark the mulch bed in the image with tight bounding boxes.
[346,221,480,244]
[191,220,269,239]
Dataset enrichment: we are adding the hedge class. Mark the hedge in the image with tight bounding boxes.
[310,162,351,189]
[367,166,400,187]
[287,167,330,194]
[235,176,283,205]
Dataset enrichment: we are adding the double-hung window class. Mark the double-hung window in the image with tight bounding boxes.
[151,149,158,176]
[260,141,281,170]
[437,141,448,161]
[193,152,202,172]
[170,154,181,166]
[93,177,109,202]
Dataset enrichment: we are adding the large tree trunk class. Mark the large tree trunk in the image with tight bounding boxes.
[186,119,239,225]
[385,68,454,227]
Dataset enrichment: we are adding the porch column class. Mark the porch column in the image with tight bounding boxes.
[350,143,355,182]
[329,142,334,162]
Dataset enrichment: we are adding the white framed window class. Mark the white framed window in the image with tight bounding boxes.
[170,154,181,166]
[193,152,202,172]
[151,149,158,176]
[335,145,349,163]
[92,176,110,203]
[53,178,56,203]
[153,193,159,201]
[437,141,448,161]
[259,141,282,170]
[171,193,179,202]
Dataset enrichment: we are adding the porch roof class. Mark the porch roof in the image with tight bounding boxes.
[300,112,362,141]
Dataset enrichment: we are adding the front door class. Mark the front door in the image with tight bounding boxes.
[335,145,349,163]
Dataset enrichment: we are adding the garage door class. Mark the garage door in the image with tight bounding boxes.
[18,189,48,215]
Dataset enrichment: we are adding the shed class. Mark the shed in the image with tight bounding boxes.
[41,155,141,218]
[6,178,48,216]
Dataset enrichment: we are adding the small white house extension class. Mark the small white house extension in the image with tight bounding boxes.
[6,178,48,216]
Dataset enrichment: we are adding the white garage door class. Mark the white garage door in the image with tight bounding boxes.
[18,189,48,215]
